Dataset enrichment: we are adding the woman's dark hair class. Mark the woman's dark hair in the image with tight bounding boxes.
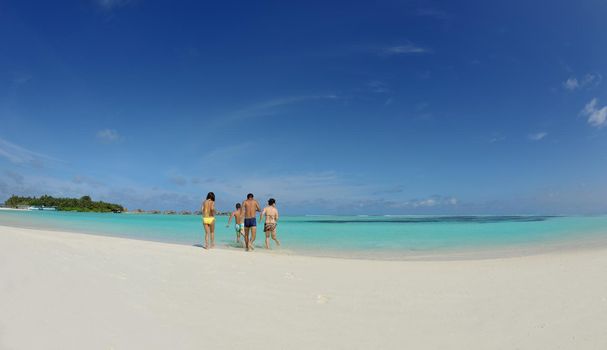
[247,193,254,199]
[206,192,215,201]
[235,203,241,209]
[268,198,276,205]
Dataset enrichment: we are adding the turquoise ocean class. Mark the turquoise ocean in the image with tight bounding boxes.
[1,210,607,259]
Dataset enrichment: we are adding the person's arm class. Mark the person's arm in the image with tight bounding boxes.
[259,208,265,223]
[276,209,279,222]
[211,201,215,216]
[256,200,261,213]
[226,212,233,227]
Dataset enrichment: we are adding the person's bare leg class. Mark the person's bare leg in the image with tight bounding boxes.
[210,221,215,248]
[271,231,280,246]
[244,227,250,251]
[203,224,210,249]
[250,227,257,250]
[265,231,270,249]
[236,229,240,243]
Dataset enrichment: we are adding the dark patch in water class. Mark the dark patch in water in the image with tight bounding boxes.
[300,216,558,224]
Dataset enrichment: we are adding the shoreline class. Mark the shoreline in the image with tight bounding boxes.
[0,221,606,262]
[1,225,607,349]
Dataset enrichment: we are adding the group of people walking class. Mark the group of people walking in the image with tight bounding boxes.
[201,192,280,251]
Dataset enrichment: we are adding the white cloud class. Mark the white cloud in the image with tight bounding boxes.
[383,44,429,55]
[528,132,548,141]
[580,98,607,128]
[563,73,602,91]
[96,129,121,143]
[563,77,579,90]
[406,195,458,208]
[0,137,60,166]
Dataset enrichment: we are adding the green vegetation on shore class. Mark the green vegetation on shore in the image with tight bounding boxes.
[4,195,124,213]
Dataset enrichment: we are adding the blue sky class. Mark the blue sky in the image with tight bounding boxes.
[1,0,607,214]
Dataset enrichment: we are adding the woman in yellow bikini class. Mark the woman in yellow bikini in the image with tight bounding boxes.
[201,192,216,249]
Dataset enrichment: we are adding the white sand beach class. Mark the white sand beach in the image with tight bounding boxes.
[1,225,606,350]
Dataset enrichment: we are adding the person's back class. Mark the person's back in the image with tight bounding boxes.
[243,199,260,219]
[203,199,214,218]
[264,206,278,224]
[233,208,244,224]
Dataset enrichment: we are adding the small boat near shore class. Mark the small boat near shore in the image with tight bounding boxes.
[27,206,57,211]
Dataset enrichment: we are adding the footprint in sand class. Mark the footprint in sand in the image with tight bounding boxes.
[284,272,295,280]
[316,294,330,304]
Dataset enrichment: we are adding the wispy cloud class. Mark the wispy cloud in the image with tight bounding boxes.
[96,0,132,11]
[563,77,579,90]
[215,171,352,203]
[368,80,390,94]
[416,8,452,20]
[562,73,602,91]
[4,170,24,185]
[489,133,506,143]
[382,43,429,55]
[406,195,458,208]
[0,137,60,167]
[72,175,105,188]
[96,129,121,143]
[202,142,253,163]
[528,132,548,141]
[0,165,464,213]
[351,195,459,211]
[372,185,404,195]
[0,171,201,212]
[580,98,607,128]
[12,73,32,85]
[168,174,187,186]
[222,95,339,122]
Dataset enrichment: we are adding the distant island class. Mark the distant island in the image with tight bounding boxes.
[4,195,124,213]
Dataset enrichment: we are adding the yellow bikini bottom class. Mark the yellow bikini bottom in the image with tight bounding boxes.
[203,217,215,225]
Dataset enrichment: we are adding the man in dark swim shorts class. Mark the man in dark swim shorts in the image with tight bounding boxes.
[242,193,261,251]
